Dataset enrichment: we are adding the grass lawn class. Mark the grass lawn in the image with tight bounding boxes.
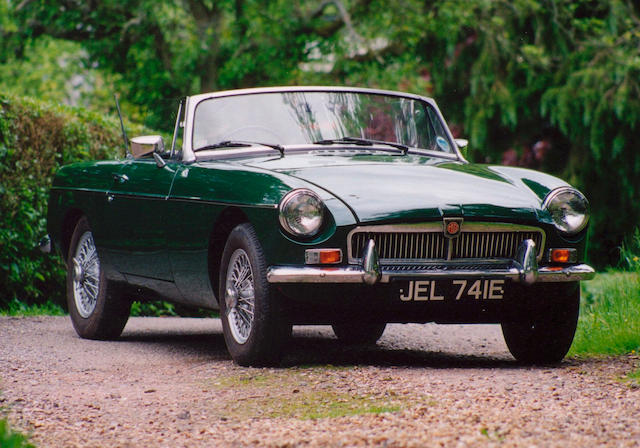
[570,270,640,356]
[0,299,64,317]
[0,419,34,448]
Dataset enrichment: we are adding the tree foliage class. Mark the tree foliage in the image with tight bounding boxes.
[415,0,640,264]
[1,0,639,268]
[7,0,374,128]
[0,36,120,109]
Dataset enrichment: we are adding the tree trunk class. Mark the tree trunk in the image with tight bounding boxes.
[183,0,224,93]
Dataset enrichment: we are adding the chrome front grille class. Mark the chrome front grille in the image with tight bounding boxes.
[348,223,544,263]
[451,231,542,259]
[350,231,448,260]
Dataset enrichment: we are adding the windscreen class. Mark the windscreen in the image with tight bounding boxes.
[192,91,453,153]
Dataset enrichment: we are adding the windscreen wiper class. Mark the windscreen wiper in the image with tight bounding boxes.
[313,136,409,154]
[194,140,284,156]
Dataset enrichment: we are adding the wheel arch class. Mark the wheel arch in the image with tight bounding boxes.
[60,208,85,262]
[208,207,250,303]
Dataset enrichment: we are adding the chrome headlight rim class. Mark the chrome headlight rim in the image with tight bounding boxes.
[278,188,325,238]
[542,187,590,236]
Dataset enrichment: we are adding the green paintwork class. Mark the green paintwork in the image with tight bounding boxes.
[47,148,587,310]
[243,152,568,224]
[105,159,178,282]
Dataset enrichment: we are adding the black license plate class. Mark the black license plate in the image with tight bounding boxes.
[397,279,507,302]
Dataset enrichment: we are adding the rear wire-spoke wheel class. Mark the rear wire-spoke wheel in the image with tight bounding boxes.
[66,216,131,340]
[219,223,290,366]
[72,231,100,318]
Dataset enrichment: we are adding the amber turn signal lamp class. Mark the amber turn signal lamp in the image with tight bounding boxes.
[305,249,343,264]
[548,248,577,264]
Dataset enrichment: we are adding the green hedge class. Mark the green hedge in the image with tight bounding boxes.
[0,93,149,308]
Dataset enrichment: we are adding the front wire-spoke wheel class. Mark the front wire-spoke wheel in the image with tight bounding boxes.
[219,223,290,366]
[66,216,131,340]
[225,248,255,344]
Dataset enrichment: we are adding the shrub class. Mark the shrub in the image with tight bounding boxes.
[0,92,150,309]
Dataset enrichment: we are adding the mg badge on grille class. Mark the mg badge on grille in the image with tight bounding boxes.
[443,218,463,239]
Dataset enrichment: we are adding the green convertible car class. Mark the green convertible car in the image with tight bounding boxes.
[45,86,594,366]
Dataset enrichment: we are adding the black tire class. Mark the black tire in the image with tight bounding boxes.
[218,223,291,366]
[501,283,580,364]
[66,216,131,340]
[332,321,387,345]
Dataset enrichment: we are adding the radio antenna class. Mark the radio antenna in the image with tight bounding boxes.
[114,94,130,157]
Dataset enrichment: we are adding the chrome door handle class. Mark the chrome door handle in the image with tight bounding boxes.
[112,173,129,183]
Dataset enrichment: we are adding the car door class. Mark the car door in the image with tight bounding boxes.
[105,157,179,284]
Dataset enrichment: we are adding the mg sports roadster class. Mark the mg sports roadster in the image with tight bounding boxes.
[45,86,594,366]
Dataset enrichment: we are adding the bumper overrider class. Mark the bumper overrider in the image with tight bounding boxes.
[267,239,595,285]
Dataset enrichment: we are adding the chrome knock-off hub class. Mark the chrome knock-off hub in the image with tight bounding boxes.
[225,286,239,310]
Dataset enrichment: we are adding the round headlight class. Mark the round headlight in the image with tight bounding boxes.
[279,189,325,237]
[543,187,590,235]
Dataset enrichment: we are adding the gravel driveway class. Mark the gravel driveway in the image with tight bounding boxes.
[1,316,638,447]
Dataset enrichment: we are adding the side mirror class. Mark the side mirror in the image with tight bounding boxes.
[130,135,165,159]
[454,138,469,149]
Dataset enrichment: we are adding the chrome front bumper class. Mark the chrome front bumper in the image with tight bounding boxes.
[266,239,595,285]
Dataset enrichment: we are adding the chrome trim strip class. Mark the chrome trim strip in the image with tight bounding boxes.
[50,186,110,194]
[347,222,546,263]
[168,197,278,209]
[266,263,595,284]
[103,192,168,201]
[51,187,279,209]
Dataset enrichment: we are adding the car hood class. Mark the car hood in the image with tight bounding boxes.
[244,154,565,224]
